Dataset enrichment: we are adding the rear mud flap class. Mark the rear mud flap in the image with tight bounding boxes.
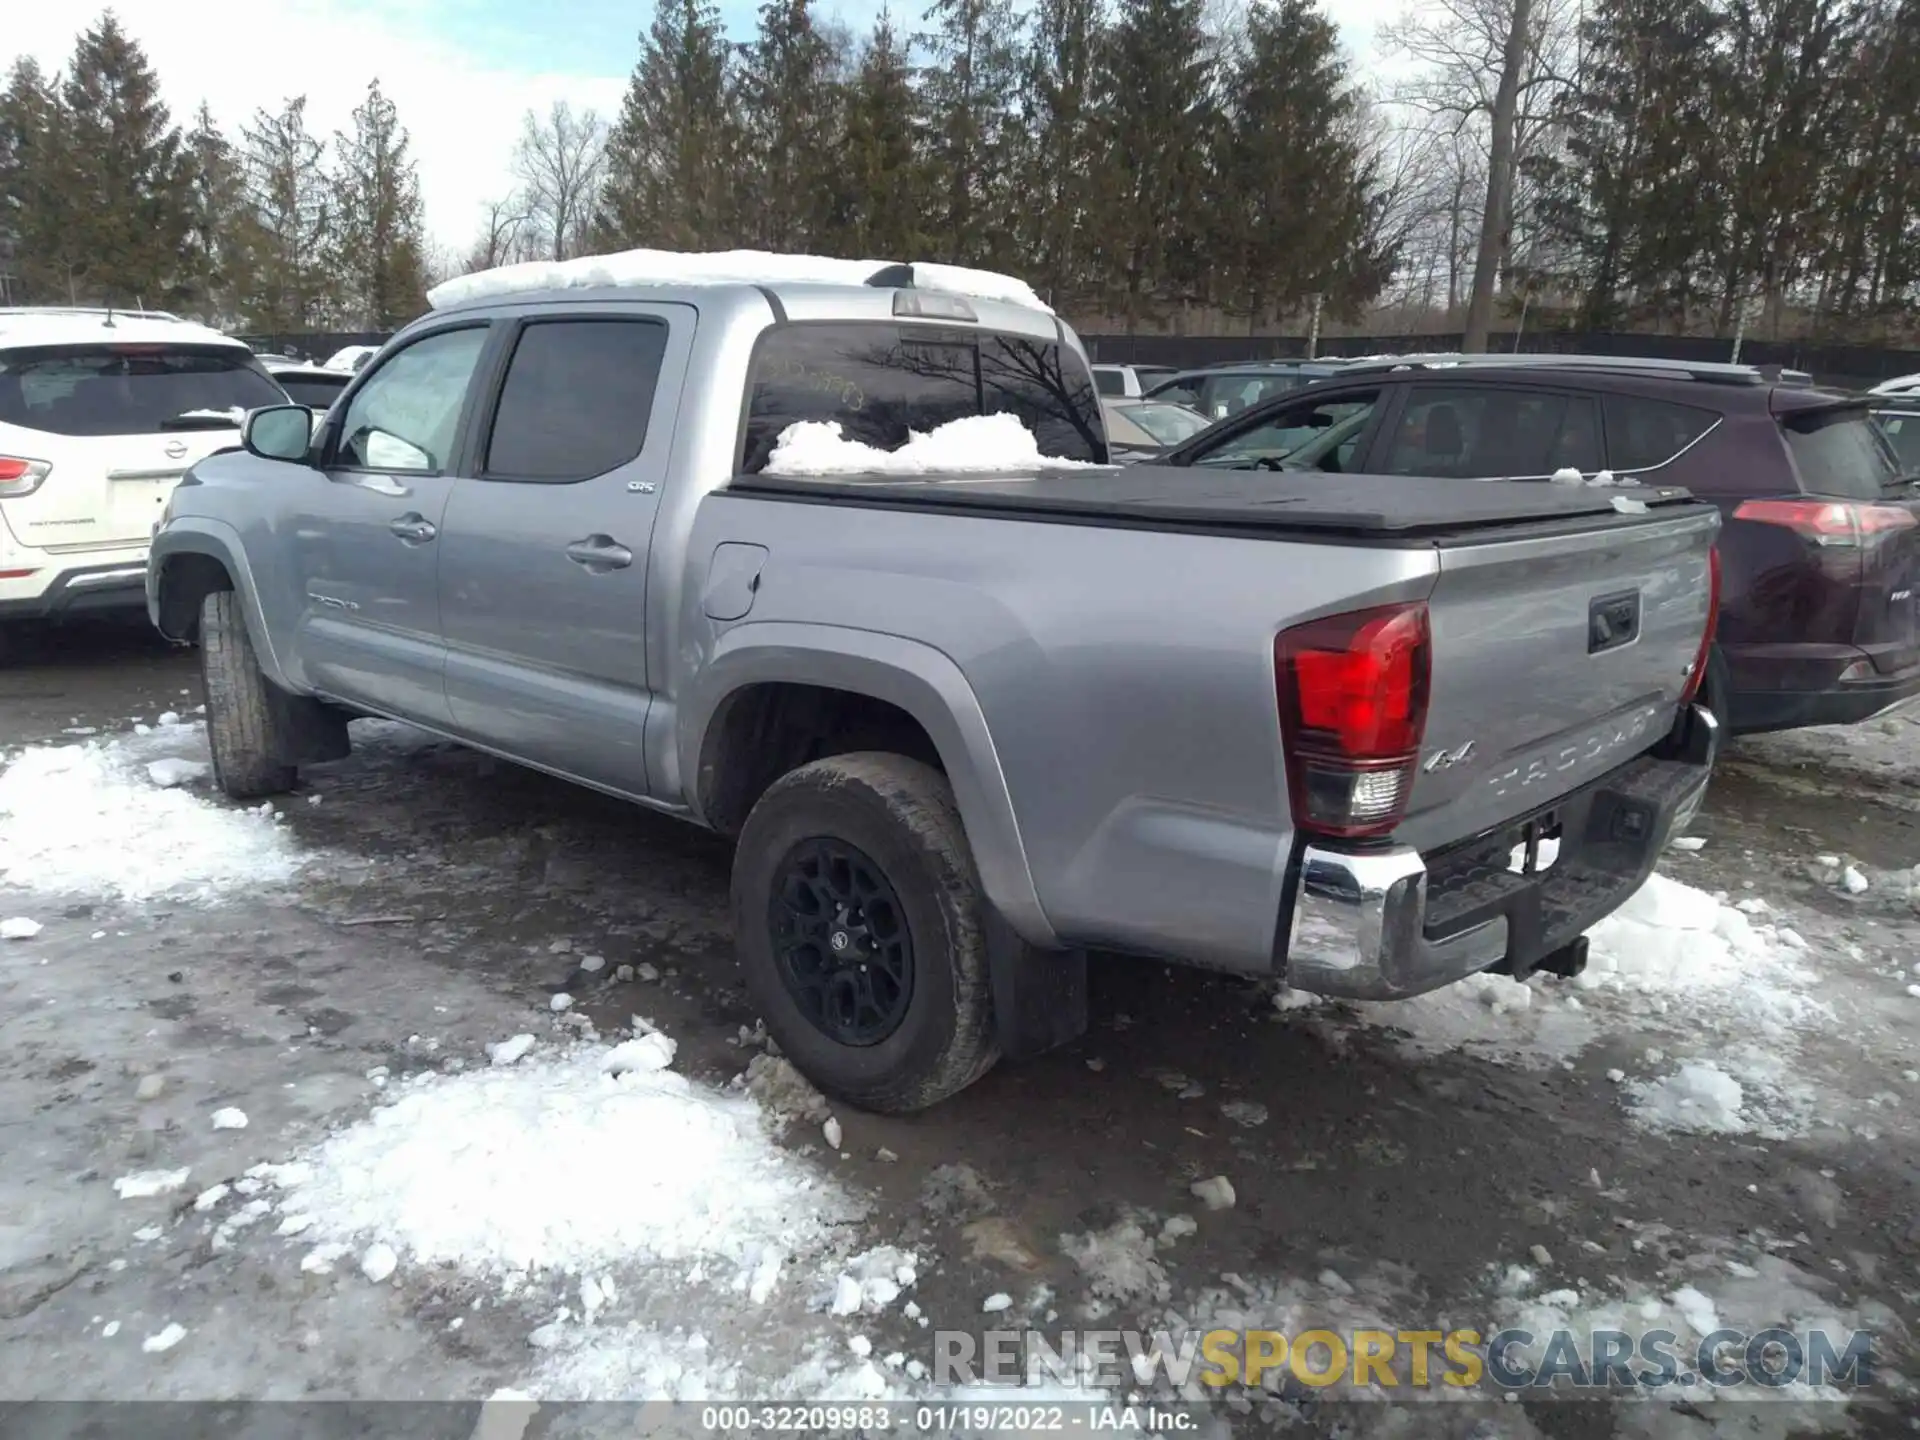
[985,910,1088,1060]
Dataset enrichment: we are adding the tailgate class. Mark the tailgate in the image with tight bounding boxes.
[1395,505,1718,852]
[0,430,235,551]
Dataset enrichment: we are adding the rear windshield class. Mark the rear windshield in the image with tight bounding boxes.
[1093,369,1124,397]
[0,345,284,437]
[1783,406,1899,500]
[742,323,1105,471]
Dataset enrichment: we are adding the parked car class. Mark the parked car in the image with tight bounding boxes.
[1091,363,1177,398]
[1868,372,1920,398]
[324,344,381,374]
[149,254,1719,1112]
[258,358,353,412]
[1145,361,1350,419]
[1162,353,1920,736]
[1871,400,1920,471]
[1100,397,1212,460]
[0,307,283,633]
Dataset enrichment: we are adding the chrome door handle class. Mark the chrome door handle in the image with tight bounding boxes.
[565,535,634,572]
[389,514,437,544]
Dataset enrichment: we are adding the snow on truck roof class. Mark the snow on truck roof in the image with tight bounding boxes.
[426,248,1052,315]
[0,308,246,353]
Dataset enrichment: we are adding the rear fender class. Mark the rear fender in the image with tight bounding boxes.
[682,621,1059,951]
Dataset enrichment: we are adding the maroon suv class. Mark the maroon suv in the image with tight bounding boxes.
[1162,356,1920,735]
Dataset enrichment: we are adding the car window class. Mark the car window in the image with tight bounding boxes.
[1602,395,1718,472]
[0,345,284,437]
[1146,377,1203,407]
[742,323,1104,471]
[335,327,489,473]
[1380,387,1602,478]
[1093,369,1124,397]
[1874,411,1920,471]
[1126,403,1211,446]
[1102,405,1155,447]
[483,319,667,483]
[1197,373,1298,421]
[1190,391,1381,472]
[1783,407,1899,500]
[276,375,350,409]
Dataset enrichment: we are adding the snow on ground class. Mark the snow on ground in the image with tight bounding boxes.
[428,249,1051,313]
[0,722,303,902]
[765,414,1102,477]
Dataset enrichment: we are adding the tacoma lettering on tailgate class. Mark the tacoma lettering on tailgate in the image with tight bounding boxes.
[1485,705,1662,799]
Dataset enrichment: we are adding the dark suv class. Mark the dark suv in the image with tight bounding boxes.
[1162,355,1920,735]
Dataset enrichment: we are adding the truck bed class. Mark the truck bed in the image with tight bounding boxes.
[729,466,1703,541]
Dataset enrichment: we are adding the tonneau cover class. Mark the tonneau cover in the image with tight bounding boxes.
[729,466,1698,538]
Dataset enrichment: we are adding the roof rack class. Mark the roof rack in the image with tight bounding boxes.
[0,305,184,322]
[1330,352,1802,387]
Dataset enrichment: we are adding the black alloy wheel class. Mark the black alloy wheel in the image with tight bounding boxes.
[770,837,915,1046]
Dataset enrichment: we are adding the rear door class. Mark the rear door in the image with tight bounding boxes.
[1374,383,1605,479]
[0,344,284,553]
[437,305,691,797]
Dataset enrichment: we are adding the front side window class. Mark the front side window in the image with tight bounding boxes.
[742,324,1104,472]
[335,326,489,473]
[485,319,667,482]
[1380,387,1602,478]
[0,345,284,437]
[1190,392,1381,472]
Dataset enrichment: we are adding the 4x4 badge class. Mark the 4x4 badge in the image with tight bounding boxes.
[1423,741,1476,773]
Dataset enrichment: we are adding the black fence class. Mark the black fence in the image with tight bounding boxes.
[1082,330,1920,391]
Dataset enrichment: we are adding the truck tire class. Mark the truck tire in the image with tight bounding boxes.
[731,753,1000,1114]
[199,590,297,799]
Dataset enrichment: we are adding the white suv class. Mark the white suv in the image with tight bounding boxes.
[0,309,286,628]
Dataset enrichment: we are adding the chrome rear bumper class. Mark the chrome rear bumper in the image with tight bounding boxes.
[1285,706,1719,1001]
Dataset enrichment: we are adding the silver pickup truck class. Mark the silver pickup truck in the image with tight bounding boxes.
[147,259,1722,1112]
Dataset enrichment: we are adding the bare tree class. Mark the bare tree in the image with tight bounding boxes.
[1382,0,1578,347]
[510,101,608,261]
[465,194,536,272]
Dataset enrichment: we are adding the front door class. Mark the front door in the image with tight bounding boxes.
[290,323,492,725]
[438,307,689,796]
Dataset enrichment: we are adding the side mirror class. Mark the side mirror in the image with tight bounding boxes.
[243,405,316,462]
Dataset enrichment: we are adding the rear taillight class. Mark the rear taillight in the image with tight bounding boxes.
[1733,497,1917,546]
[0,456,50,498]
[1679,545,1721,707]
[1275,602,1431,839]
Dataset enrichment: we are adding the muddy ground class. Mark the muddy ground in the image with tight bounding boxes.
[1,616,1916,1438]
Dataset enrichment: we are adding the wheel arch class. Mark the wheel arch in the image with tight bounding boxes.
[684,623,1058,950]
[150,521,294,690]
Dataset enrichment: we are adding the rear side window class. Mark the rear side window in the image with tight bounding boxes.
[277,375,350,409]
[1602,396,1717,472]
[1875,411,1920,471]
[1783,407,1898,500]
[742,323,1104,471]
[1093,369,1124,397]
[485,319,667,482]
[0,345,284,437]
[1380,387,1603,477]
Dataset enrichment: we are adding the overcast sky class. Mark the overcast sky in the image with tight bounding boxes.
[9,0,1407,258]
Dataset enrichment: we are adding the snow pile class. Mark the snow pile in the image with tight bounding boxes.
[256,1036,860,1283]
[429,249,1051,314]
[1336,872,1821,1064]
[0,729,303,902]
[1626,1047,1816,1138]
[1062,1217,1172,1308]
[765,414,1099,477]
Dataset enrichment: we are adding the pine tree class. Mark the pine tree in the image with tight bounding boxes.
[0,58,71,304]
[918,0,1024,268]
[1213,0,1388,330]
[240,96,336,331]
[332,79,429,327]
[828,11,929,258]
[1016,0,1105,310]
[181,102,256,323]
[1091,0,1216,330]
[737,0,845,250]
[596,0,739,250]
[59,14,193,308]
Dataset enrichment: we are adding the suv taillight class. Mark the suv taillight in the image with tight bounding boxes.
[1275,602,1431,839]
[1679,545,1721,708]
[0,457,50,498]
[1733,497,1917,546]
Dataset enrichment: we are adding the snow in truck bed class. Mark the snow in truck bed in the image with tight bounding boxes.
[427,249,1051,314]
